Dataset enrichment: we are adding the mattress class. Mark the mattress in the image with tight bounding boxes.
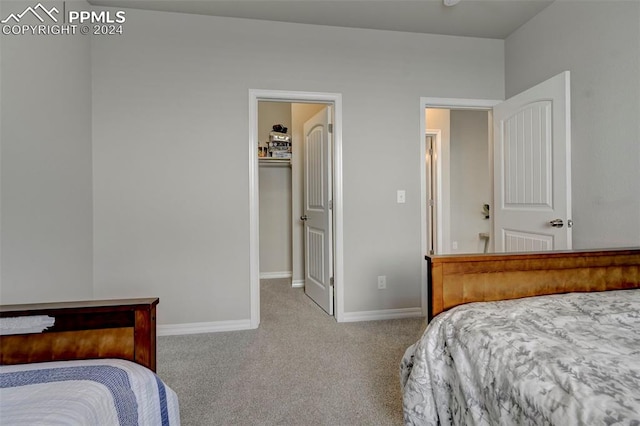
[401,289,640,425]
[0,358,180,425]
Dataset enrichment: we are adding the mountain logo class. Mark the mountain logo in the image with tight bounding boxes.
[1,3,59,24]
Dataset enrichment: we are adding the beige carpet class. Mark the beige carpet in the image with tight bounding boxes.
[157,279,426,425]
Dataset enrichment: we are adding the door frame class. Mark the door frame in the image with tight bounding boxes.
[419,97,500,317]
[424,129,443,256]
[249,89,344,328]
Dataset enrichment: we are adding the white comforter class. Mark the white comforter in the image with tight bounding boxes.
[0,358,180,425]
[401,290,640,425]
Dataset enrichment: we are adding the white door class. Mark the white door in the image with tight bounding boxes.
[302,107,333,314]
[493,71,572,252]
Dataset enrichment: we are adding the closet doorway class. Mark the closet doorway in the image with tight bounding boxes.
[248,90,344,328]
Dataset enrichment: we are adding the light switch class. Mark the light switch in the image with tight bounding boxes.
[377,275,387,289]
[397,190,406,204]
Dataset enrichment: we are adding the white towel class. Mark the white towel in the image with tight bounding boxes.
[0,316,55,335]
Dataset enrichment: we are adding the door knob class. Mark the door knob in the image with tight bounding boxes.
[549,219,564,228]
[300,215,308,221]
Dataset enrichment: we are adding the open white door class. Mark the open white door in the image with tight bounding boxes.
[302,107,333,314]
[493,71,572,252]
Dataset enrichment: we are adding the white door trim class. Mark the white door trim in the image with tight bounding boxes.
[420,129,441,316]
[249,89,344,328]
[419,97,500,318]
[422,129,443,252]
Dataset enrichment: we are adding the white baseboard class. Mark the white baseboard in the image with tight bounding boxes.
[259,271,292,280]
[158,308,423,335]
[291,279,304,288]
[158,319,253,336]
[340,307,424,323]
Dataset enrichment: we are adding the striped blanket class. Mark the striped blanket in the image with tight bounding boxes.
[0,359,180,425]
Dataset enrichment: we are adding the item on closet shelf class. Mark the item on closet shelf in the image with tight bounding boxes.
[268,144,291,158]
[272,124,288,134]
[271,151,292,159]
[268,141,291,150]
[268,131,292,158]
[269,132,291,142]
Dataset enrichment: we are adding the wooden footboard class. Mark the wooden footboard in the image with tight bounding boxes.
[427,248,640,320]
[0,298,159,371]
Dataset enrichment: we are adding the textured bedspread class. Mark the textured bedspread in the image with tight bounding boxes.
[401,290,640,425]
[0,358,180,425]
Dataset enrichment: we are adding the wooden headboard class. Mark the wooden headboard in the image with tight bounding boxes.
[427,248,640,320]
[0,298,159,372]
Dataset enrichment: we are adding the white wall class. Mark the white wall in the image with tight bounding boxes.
[258,102,292,276]
[259,166,292,276]
[0,0,93,303]
[450,110,490,253]
[91,8,504,324]
[505,0,640,248]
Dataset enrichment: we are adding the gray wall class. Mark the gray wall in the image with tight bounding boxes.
[91,8,504,324]
[505,0,640,248]
[0,0,93,303]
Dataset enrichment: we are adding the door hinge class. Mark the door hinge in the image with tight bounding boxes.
[328,123,333,134]
[428,199,435,207]
[427,147,433,156]
[329,199,333,210]
[330,277,334,286]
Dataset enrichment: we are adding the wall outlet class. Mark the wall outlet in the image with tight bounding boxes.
[377,275,387,289]
[396,190,406,204]
[452,241,458,250]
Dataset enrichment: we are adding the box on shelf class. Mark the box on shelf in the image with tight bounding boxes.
[269,141,291,150]
[271,151,292,159]
[269,132,291,143]
[267,132,291,158]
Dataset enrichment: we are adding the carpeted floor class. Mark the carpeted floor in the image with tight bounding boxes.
[157,279,426,425]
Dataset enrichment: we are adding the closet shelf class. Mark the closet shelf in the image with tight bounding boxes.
[259,158,291,167]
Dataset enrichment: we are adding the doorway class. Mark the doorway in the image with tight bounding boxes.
[419,72,573,314]
[249,90,344,328]
[419,98,500,315]
[425,108,493,255]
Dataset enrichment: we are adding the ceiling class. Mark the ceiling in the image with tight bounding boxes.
[87,0,555,39]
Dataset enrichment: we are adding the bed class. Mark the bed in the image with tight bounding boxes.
[401,248,640,425]
[0,298,180,425]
